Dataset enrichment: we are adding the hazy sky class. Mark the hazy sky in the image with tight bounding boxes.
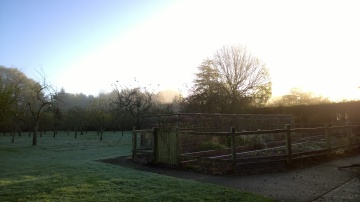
[1,0,359,101]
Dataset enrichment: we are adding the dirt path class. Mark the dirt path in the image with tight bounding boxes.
[100,155,360,202]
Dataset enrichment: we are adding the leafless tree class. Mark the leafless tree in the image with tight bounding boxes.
[88,93,112,141]
[111,83,154,130]
[213,45,271,110]
[186,45,272,113]
[17,70,61,145]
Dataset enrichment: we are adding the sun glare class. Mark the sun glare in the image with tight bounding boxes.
[49,0,360,101]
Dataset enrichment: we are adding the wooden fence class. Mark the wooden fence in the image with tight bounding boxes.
[180,123,360,168]
[140,113,294,131]
[132,123,360,172]
[132,127,179,165]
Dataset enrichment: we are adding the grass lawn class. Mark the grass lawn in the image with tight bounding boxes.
[0,131,275,201]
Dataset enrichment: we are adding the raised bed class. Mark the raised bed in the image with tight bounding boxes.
[180,144,360,175]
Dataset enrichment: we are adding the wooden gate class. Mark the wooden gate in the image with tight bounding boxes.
[154,127,179,165]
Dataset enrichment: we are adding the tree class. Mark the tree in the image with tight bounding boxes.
[268,88,331,106]
[52,107,62,137]
[184,60,228,113]
[214,45,272,111]
[0,66,28,124]
[187,45,272,113]
[61,92,94,111]
[0,66,34,142]
[88,93,111,141]
[59,91,95,135]
[64,106,87,138]
[111,84,154,130]
[0,72,14,123]
[17,70,60,145]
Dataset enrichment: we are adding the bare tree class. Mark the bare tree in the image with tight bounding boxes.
[88,94,111,141]
[111,83,154,130]
[17,70,60,145]
[213,45,271,111]
[65,106,87,138]
[186,45,271,113]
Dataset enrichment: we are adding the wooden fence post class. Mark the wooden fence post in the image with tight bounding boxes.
[231,127,236,164]
[349,121,353,141]
[153,127,159,164]
[345,122,351,145]
[157,115,160,127]
[132,127,137,161]
[175,127,180,165]
[285,124,292,168]
[324,123,331,158]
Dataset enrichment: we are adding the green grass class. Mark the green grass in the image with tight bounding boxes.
[0,131,275,201]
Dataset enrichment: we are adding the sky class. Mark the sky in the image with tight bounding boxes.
[1,0,360,101]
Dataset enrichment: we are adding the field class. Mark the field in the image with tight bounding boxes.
[0,131,275,201]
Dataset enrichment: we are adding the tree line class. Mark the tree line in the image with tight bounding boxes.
[1,44,353,145]
[0,67,181,145]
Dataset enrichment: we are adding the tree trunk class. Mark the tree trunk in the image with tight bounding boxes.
[29,124,33,137]
[32,123,38,146]
[11,132,15,143]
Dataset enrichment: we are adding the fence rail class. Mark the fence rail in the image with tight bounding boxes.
[132,123,360,172]
[179,123,359,168]
[179,125,358,136]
